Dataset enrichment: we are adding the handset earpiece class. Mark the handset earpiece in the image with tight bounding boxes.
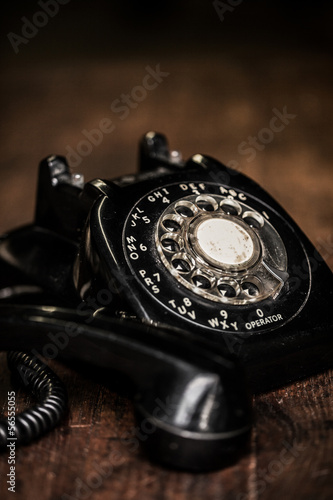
[132,335,251,470]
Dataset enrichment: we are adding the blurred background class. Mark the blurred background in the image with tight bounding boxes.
[0,0,332,265]
[0,4,333,498]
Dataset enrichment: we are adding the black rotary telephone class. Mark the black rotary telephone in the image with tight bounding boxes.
[0,132,332,471]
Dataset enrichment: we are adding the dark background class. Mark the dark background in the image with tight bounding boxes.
[0,0,332,246]
[0,2,333,500]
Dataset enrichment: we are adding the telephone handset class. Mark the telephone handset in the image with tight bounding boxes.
[0,132,332,471]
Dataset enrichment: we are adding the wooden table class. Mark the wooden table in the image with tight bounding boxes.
[0,20,333,499]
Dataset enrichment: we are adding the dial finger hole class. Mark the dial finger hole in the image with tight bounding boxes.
[191,272,214,290]
[220,198,242,216]
[242,211,264,229]
[171,253,194,273]
[195,195,218,212]
[160,233,183,253]
[174,201,197,218]
[161,215,183,232]
[241,281,260,297]
[217,282,238,298]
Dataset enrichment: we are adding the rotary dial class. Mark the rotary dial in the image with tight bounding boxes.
[156,194,288,305]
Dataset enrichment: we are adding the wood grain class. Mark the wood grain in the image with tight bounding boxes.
[0,44,333,500]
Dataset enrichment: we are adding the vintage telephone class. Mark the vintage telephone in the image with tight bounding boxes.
[0,132,332,471]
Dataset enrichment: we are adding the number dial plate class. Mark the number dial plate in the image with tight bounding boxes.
[123,182,310,335]
[156,193,287,305]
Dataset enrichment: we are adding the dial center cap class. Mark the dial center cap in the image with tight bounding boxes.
[193,216,256,269]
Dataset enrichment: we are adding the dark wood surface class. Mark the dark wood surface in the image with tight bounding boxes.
[0,3,333,498]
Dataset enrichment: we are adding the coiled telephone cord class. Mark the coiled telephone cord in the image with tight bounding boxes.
[0,351,68,451]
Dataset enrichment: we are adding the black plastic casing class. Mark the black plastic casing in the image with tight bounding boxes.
[0,133,332,471]
[74,151,333,394]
